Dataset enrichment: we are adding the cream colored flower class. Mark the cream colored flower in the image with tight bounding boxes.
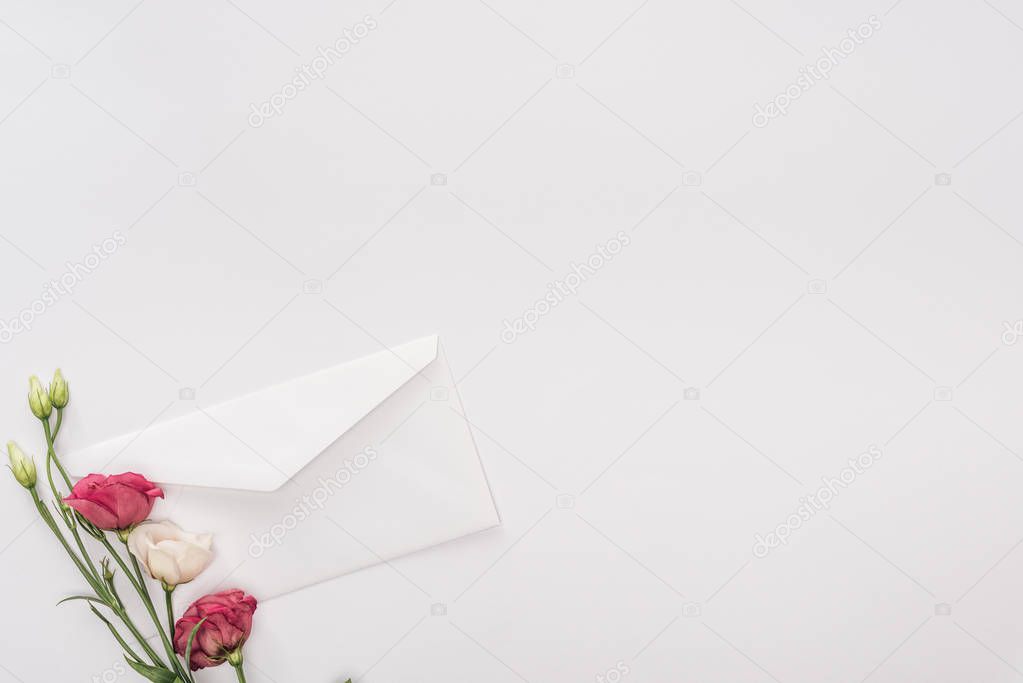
[127,521,213,588]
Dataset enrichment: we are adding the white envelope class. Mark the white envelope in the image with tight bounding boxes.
[65,335,500,600]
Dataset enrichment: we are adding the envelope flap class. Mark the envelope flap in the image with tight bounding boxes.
[66,336,440,491]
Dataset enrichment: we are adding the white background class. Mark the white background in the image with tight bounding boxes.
[1,0,1023,681]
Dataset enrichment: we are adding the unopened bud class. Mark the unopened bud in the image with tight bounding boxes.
[6,441,36,489]
[49,369,69,409]
[28,375,51,419]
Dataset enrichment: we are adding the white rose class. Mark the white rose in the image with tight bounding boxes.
[127,520,214,588]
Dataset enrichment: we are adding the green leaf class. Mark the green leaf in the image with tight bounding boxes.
[86,605,144,667]
[56,595,107,607]
[183,616,207,677]
[124,657,181,683]
[87,604,115,628]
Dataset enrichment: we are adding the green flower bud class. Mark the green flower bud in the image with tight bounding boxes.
[27,375,51,419]
[101,557,115,582]
[7,441,36,489]
[49,369,69,409]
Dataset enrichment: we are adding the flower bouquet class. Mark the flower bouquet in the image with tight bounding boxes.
[6,371,345,682]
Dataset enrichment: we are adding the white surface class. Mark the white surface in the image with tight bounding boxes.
[1,1,1022,682]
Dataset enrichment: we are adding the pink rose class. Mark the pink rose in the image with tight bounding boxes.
[174,590,258,671]
[63,473,164,531]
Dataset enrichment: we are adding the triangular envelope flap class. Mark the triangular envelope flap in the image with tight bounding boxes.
[67,336,439,491]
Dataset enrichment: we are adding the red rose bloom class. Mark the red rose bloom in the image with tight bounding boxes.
[174,590,258,671]
[64,473,164,530]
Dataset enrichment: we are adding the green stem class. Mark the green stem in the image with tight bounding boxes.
[102,615,144,664]
[99,536,143,592]
[164,587,176,647]
[87,602,148,667]
[36,407,179,676]
[44,455,60,508]
[32,491,95,590]
[120,542,190,681]
[107,572,126,611]
[67,515,103,587]
[233,663,247,683]
[110,604,164,667]
[31,491,162,667]
[39,419,106,588]
[42,417,72,490]
[51,408,63,439]
[43,449,62,518]
[100,536,179,671]
[41,418,105,586]
[129,553,150,596]
[163,588,195,683]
